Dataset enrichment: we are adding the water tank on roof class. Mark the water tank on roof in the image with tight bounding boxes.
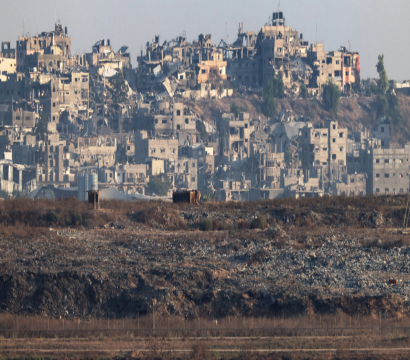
[279,12,283,19]
[88,173,98,191]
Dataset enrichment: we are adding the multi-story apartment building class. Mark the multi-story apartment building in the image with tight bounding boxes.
[134,102,197,144]
[220,112,251,160]
[86,39,131,70]
[299,119,347,184]
[17,22,71,73]
[171,157,198,190]
[134,130,178,164]
[307,43,360,93]
[364,147,410,196]
[260,151,286,188]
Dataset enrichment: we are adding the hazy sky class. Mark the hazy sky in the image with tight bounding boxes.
[2,0,409,81]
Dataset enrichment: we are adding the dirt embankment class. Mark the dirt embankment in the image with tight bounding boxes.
[0,197,410,320]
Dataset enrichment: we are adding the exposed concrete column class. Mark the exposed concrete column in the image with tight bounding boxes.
[18,169,22,192]
[8,165,12,193]
[0,165,3,190]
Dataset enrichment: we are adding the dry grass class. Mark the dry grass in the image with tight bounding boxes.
[0,194,407,233]
[1,313,410,336]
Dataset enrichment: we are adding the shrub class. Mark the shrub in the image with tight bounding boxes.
[71,212,82,226]
[248,249,269,265]
[322,80,340,115]
[201,217,214,231]
[147,173,171,196]
[0,190,9,200]
[46,210,60,223]
[250,215,268,229]
[219,221,229,231]
[230,102,247,118]
[212,219,220,231]
[262,72,284,118]
[190,342,212,360]
[82,218,91,228]
[237,220,249,229]
[300,83,308,98]
[229,223,238,236]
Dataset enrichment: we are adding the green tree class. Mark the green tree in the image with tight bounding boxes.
[373,54,403,129]
[388,91,403,128]
[322,80,340,115]
[196,120,208,141]
[376,54,389,94]
[12,190,26,198]
[0,190,9,199]
[35,113,49,135]
[262,72,284,118]
[262,97,279,118]
[230,101,247,118]
[108,71,129,103]
[376,93,389,119]
[147,173,172,196]
[299,83,308,99]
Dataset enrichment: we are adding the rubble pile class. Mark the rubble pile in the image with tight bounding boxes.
[0,216,409,319]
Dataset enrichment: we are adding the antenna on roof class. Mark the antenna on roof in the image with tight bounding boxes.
[315,23,317,43]
[23,17,25,37]
[37,18,38,36]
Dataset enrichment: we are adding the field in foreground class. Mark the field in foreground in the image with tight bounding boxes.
[0,195,410,321]
[2,328,410,360]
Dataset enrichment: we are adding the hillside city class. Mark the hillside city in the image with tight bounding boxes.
[0,9,409,201]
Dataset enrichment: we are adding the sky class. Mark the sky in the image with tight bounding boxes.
[1,0,409,81]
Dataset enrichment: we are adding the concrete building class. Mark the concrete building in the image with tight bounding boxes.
[260,151,285,188]
[0,70,89,124]
[134,130,178,164]
[0,102,38,128]
[307,43,360,94]
[332,173,366,196]
[0,41,17,81]
[171,157,198,190]
[225,11,309,88]
[373,119,390,149]
[220,112,251,161]
[299,119,347,185]
[86,39,131,70]
[17,22,71,73]
[0,161,36,194]
[134,101,197,140]
[1,42,16,59]
[77,136,117,167]
[223,10,359,95]
[98,163,148,185]
[364,147,410,195]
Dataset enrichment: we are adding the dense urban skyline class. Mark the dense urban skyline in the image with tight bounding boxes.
[2,0,409,81]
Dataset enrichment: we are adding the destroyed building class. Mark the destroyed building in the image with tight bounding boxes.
[134,101,197,143]
[223,10,359,95]
[220,112,251,161]
[299,120,347,188]
[17,22,71,73]
[86,39,131,73]
[307,43,360,94]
